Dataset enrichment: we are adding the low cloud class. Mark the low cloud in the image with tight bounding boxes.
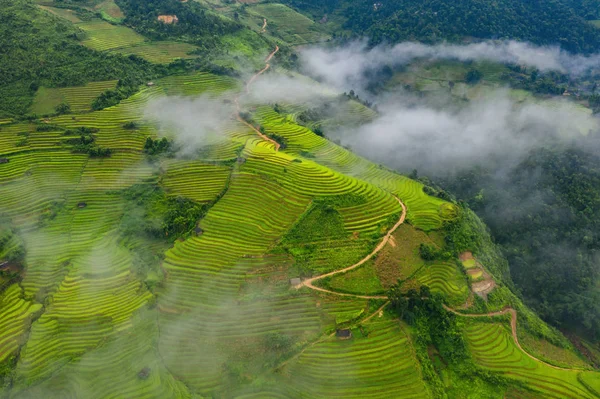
[145,96,234,154]
[327,92,599,176]
[300,40,600,91]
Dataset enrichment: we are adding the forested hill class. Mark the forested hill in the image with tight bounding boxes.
[284,0,600,53]
[115,0,241,46]
[441,147,600,340]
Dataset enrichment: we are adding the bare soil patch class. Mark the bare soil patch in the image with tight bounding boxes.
[158,15,179,24]
[459,251,474,262]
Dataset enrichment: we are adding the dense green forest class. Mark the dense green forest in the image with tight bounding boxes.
[115,0,241,49]
[0,0,165,116]
[440,145,600,339]
[284,0,600,53]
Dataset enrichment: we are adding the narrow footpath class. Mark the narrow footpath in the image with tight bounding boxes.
[233,19,281,151]
[297,196,406,296]
[443,305,579,371]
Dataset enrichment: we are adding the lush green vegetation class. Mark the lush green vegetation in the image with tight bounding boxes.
[0,0,165,116]
[442,147,600,340]
[0,0,598,396]
[285,0,600,53]
[115,0,241,49]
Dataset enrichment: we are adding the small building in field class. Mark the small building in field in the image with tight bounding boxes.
[290,278,302,287]
[137,367,151,380]
[194,226,204,236]
[336,329,352,340]
[147,82,155,87]
[0,158,8,164]
[77,202,87,209]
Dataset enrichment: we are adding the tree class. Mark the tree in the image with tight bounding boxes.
[419,243,437,260]
[465,69,483,85]
[388,283,408,319]
[54,103,71,115]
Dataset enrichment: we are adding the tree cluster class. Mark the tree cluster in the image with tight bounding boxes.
[143,137,172,155]
[388,285,470,363]
[115,0,241,48]
[284,0,600,54]
[64,127,112,157]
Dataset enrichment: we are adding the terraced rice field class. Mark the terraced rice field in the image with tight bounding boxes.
[247,3,328,44]
[77,20,146,51]
[321,261,384,295]
[253,106,456,230]
[243,142,403,274]
[3,52,571,398]
[60,81,118,112]
[280,317,430,398]
[414,261,469,305]
[112,42,199,64]
[31,80,118,115]
[156,71,239,97]
[0,285,42,363]
[38,5,82,23]
[160,160,231,202]
[464,320,599,399]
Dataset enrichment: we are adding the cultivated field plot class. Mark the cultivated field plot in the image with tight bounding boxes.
[280,317,430,398]
[31,80,118,114]
[160,160,231,202]
[77,20,146,51]
[112,42,199,64]
[414,261,469,305]
[464,320,598,399]
[156,71,239,97]
[95,0,125,23]
[247,3,328,44]
[253,106,456,231]
[38,5,82,23]
[320,261,384,295]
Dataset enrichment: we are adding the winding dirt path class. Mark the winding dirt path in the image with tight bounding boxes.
[361,301,390,324]
[443,305,578,371]
[293,194,583,373]
[298,197,406,297]
[233,41,280,151]
[246,45,279,93]
[260,18,267,33]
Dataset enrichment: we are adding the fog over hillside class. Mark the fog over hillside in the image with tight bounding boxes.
[300,40,600,93]
[292,39,600,338]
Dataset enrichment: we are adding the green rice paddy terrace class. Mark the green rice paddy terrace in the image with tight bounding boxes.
[0,0,599,397]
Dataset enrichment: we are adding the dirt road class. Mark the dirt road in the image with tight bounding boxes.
[298,197,406,295]
[233,40,280,151]
[443,305,578,371]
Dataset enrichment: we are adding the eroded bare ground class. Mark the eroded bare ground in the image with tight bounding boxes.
[460,251,496,300]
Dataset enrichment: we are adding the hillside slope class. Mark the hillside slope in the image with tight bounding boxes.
[283,0,600,53]
[0,0,598,397]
